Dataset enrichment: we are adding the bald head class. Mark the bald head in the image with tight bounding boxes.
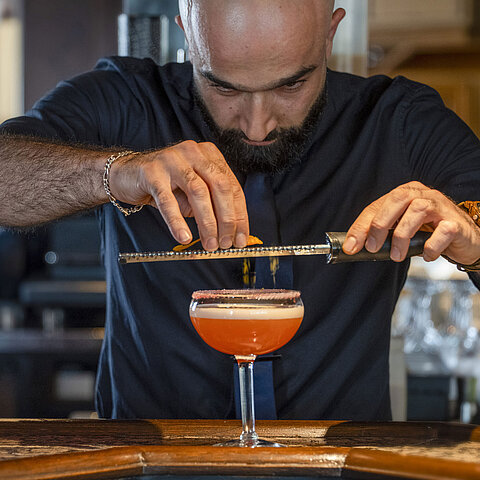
[178,0,337,75]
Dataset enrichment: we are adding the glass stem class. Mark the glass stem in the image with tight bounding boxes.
[236,355,258,446]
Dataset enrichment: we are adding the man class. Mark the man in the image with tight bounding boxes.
[0,0,479,420]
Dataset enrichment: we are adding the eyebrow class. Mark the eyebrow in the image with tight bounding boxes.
[200,65,318,92]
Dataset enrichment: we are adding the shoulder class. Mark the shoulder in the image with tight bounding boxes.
[327,69,444,112]
[92,56,193,97]
[34,57,194,119]
[39,57,192,105]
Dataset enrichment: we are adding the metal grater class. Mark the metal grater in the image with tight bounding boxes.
[118,244,331,264]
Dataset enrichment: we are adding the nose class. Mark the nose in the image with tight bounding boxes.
[239,93,277,142]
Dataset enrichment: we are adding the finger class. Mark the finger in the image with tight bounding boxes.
[209,172,249,249]
[344,197,386,255]
[365,183,430,253]
[173,188,194,217]
[232,184,250,248]
[149,181,193,244]
[197,143,238,249]
[423,220,460,262]
[209,174,236,249]
[390,198,436,261]
[176,165,219,251]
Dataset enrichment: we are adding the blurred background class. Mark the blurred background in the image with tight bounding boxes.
[0,0,479,422]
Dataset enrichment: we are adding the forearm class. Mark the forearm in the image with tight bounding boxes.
[0,134,251,249]
[0,134,112,227]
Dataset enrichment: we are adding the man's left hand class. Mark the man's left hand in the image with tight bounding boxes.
[343,181,480,266]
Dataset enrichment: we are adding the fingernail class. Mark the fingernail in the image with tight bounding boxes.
[391,246,401,262]
[235,233,247,248]
[206,237,218,251]
[343,236,356,254]
[220,236,233,249]
[179,229,191,243]
[365,236,377,252]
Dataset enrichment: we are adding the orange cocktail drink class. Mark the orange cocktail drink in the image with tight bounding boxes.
[190,304,303,356]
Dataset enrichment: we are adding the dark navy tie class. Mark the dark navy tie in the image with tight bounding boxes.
[244,173,292,290]
[233,173,293,420]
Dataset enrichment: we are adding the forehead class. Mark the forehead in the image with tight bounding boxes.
[187,0,330,88]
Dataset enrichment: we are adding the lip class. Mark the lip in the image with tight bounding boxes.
[242,139,276,147]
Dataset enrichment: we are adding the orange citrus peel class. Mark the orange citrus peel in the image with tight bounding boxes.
[173,235,263,252]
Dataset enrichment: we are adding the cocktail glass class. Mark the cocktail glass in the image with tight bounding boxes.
[189,289,304,447]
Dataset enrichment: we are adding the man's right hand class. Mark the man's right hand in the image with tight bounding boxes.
[109,140,249,251]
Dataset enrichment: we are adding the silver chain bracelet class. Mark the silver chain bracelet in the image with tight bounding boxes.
[103,151,144,216]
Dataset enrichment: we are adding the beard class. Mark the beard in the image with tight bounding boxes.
[193,86,327,175]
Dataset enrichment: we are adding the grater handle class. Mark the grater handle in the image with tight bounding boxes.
[326,230,430,264]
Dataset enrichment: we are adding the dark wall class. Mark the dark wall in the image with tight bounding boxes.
[24,0,122,110]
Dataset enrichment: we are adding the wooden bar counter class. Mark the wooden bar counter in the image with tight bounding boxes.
[0,419,480,479]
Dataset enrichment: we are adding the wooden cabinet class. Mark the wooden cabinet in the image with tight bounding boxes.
[368,0,480,137]
[369,0,473,32]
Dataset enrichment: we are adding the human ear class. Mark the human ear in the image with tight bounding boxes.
[325,8,346,59]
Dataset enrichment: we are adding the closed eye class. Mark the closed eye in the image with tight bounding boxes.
[281,80,306,92]
[209,83,237,95]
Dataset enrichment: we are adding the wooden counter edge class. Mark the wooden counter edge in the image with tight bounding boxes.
[345,447,480,480]
[0,446,143,480]
[2,444,480,480]
[0,445,348,480]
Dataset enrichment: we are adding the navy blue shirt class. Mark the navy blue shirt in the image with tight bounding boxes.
[2,57,480,420]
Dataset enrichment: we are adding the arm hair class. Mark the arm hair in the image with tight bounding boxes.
[0,133,113,227]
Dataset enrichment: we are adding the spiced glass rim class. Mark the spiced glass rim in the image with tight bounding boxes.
[191,289,302,305]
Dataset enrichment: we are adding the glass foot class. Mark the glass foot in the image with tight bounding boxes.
[214,438,285,447]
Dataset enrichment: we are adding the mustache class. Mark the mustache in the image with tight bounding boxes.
[222,128,286,143]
